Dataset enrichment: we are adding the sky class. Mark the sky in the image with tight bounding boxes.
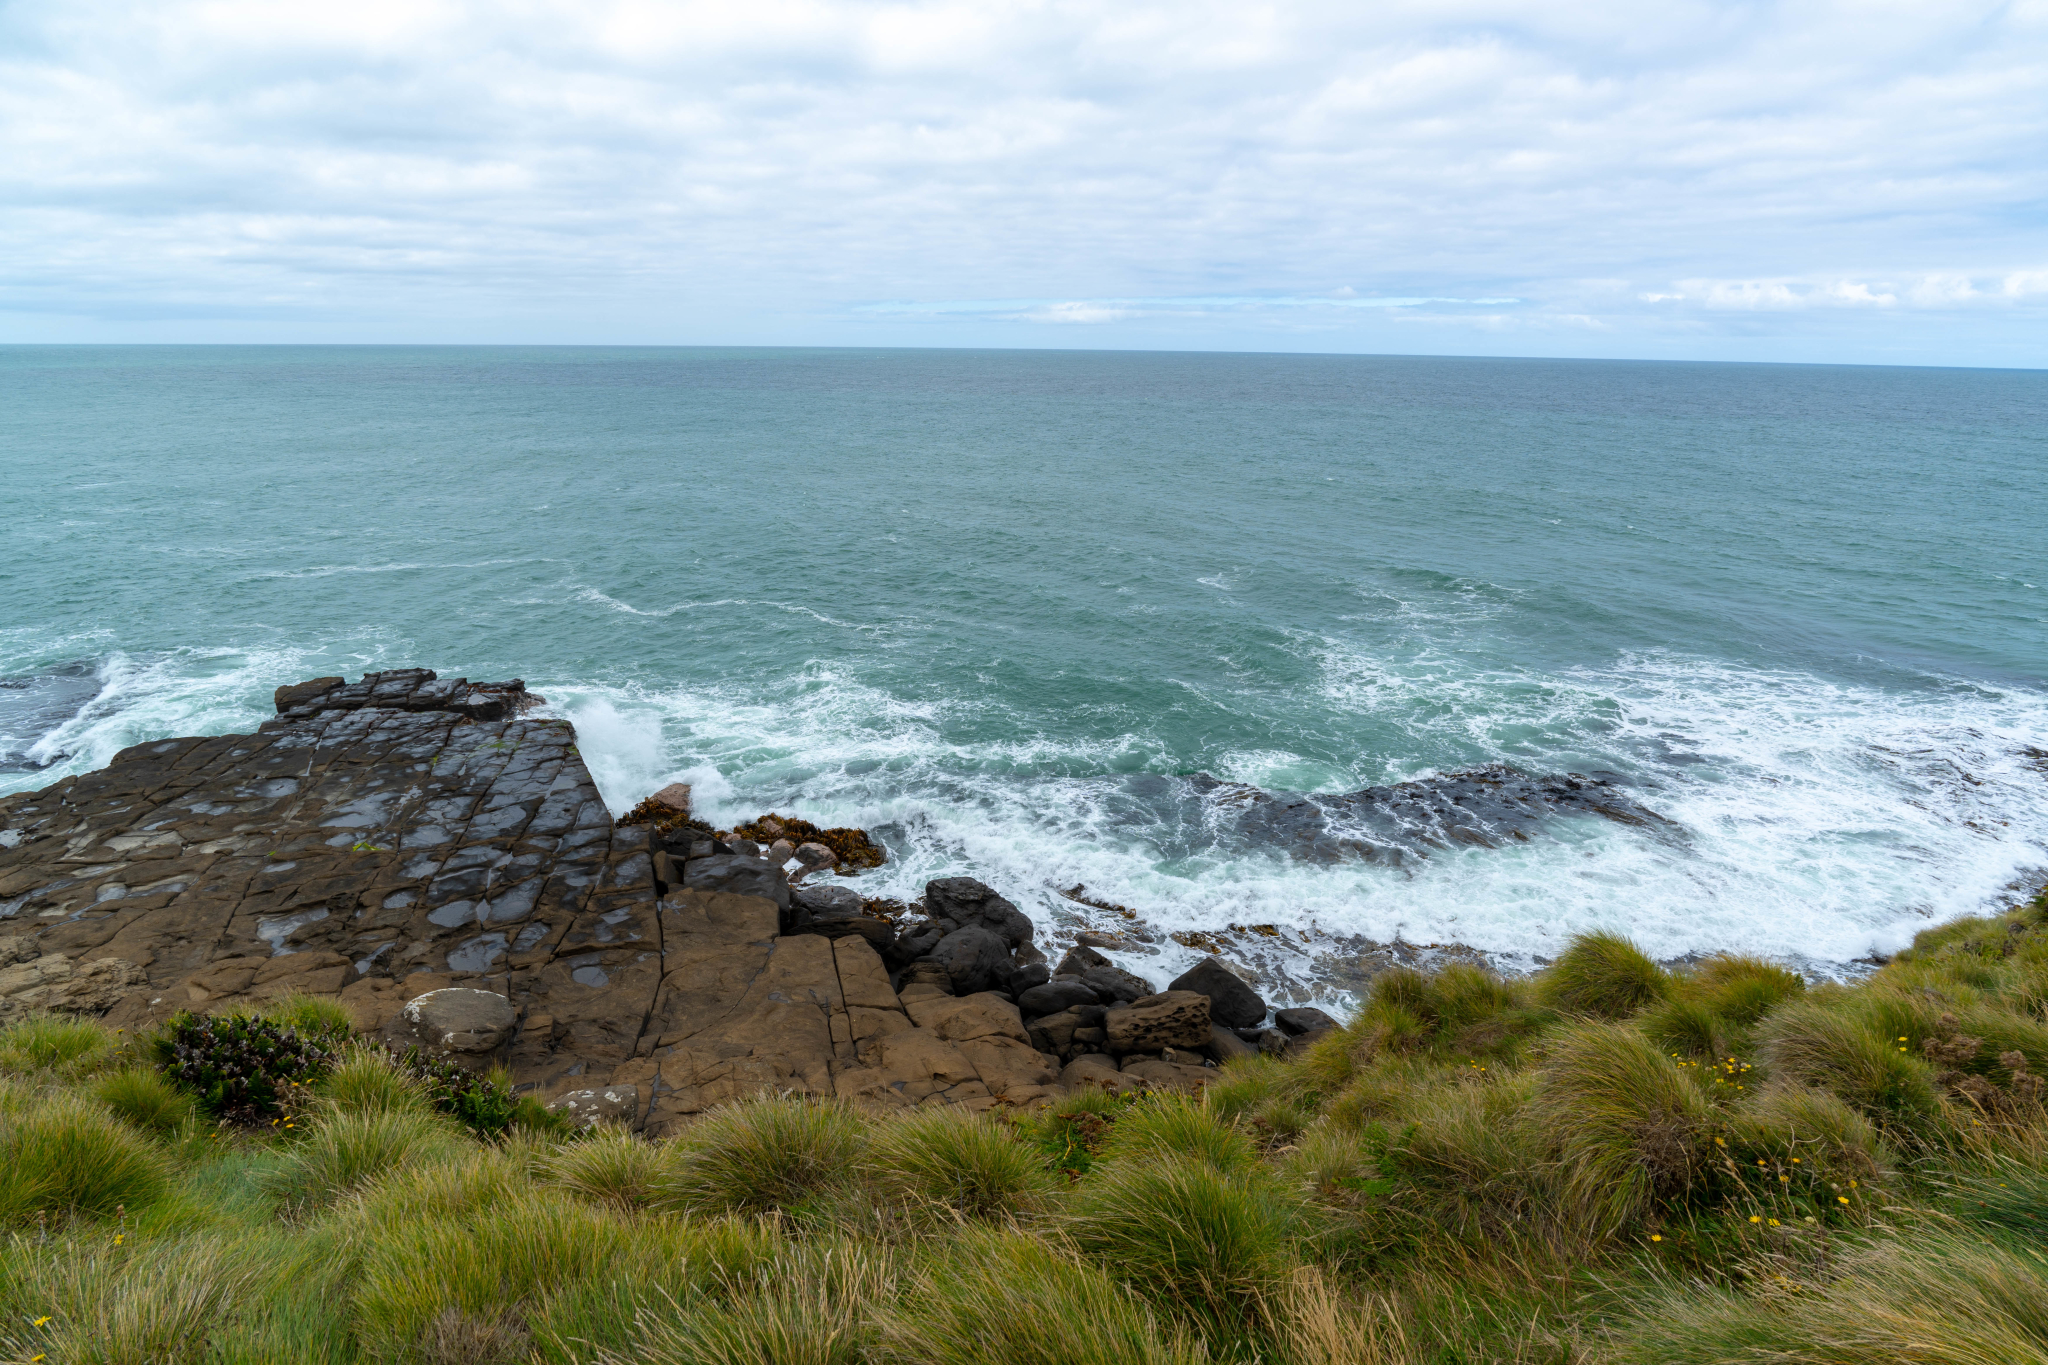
[2,1,2044,364]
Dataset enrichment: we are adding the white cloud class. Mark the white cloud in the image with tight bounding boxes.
[0,0,2042,362]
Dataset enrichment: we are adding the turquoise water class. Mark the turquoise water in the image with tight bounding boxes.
[4,346,2044,973]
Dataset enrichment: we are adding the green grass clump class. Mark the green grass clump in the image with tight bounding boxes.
[864,1107,1057,1222]
[878,1230,1202,1365]
[1066,1158,1298,1342]
[0,1235,248,1365]
[542,1124,676,1213]
[316,1044,432,1116]
[1529,1022,1714,1235]
[91,1066,198,1136]
[0,1012,117,1079]
[0,1091,170,1224]
[660,1095,867,1217]
[1536,931,1672,1018]
[261,1108,466,1216]
[1097,1093,1259,1175]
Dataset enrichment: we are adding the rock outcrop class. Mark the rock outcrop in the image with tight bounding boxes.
[0,668,1271,1127]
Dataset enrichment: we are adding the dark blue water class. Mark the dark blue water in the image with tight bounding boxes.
[4,346,2043,973]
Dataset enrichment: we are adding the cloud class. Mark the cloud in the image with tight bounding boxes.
[0,0,2042,363]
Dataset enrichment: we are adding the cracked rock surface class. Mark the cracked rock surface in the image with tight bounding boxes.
[0,669,1200,1130]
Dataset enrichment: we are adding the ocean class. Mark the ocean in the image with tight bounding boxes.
[3,345,2043,986]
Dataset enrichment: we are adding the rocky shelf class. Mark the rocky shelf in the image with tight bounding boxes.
[0,668,1333,1133]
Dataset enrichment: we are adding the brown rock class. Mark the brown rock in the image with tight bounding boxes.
[649,783,693,815]
[382,987,517,1061]
[1104,990,1211,1054]
[1120,1054,1216,1092]
[1057,1053,1146,1096]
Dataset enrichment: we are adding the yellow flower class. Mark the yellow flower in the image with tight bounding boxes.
[1791,1158,1801,1164]
[1714,1137,1725,1146]
[1749,1216,1761,1223]
[1837,1196,1850,1205]
[1650,1234,1663,1242]
[32,1316,50,1326]
[1768,1218,1780,1226]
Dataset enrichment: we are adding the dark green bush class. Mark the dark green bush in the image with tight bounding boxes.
[390,1047,520,1138]
[153,1011,341,1124]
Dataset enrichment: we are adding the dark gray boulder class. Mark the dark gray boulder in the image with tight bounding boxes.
[683,854,790,912]
[1168,958,1267,1030]
[1275,1006,1341,1037]
[788,884,894,953]
[1017,979,1101,1018]
[1006,961,1051,994]
[1055,944,1112,978]
[930,925,1014,996]
[1080,963,1154,1005]
[925,878,1034,947]
[792,884,864,921]
[1206,1023,1258,1062]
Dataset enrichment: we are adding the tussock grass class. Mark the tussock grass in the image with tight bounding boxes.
[1066,1158,1299,1341]
[317,1043,433,1116]
[91,1065,198,1136]
[542,1123,677,1213]
[0,1090,169,1224]
[1097,1094,1259,1175]
[660,1095,867,1216]
[864,1106,1056,1222]
[876,1230,1203,1365]
[1530,1022,1715,1235]
[0,1235,249,1365]
[0,1011,118,1079]
[1603,1229,2048,1365]
[1755,997,1947,1127]
[1537,931,1672,1018]
[262,1107,466,1216]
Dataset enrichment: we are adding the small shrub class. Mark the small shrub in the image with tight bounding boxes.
[0,1092,170,1224]
[1097,1093,1258,1175]
[660,1095,867,1216]
[391,1048,520,1137]
[0,1013,117,1078]
[877,1230,1199,1365]
[1536,932,1672,1018]
[153,1011,338,1123]
[865,1108,1056,1222]
[91,1066,197,1136]
[262,1109,465,1216]
[1066,1158,1298,1339]
[1022,1087,1136,1177]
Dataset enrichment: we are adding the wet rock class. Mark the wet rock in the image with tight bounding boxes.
[1080,963,1154,1005]
[1168,958,1268,1029]
[648,783,693,816]
[1275,1006,1341,1037]
[1054,944,1112,977]
[1206,1023,1258,1062]
[1017,979,1100,1018]
[929,925,1014,997]
[682,854,790,913]
[924,878,1034,948]
[383,987,517,1062]
[793,842,835,872]
[1105,991,1211,1054]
